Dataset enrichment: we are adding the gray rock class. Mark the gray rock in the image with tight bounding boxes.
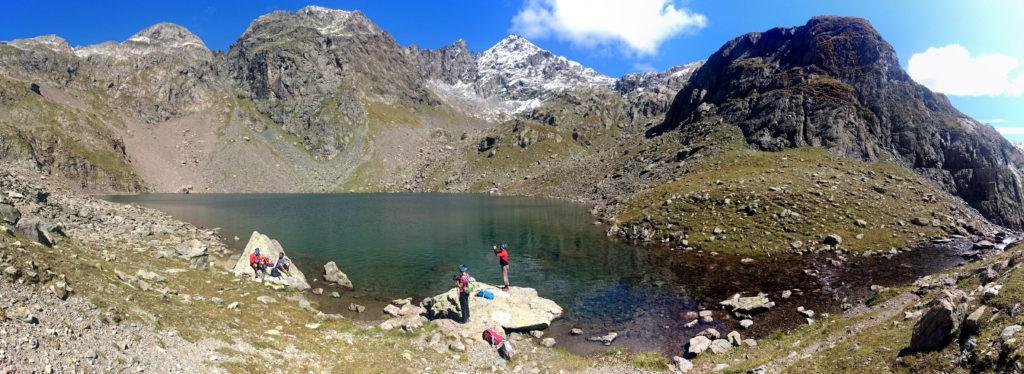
[964,306,986,335]
[909,289,969,351]
[709,339,733,354]
[688,336,712,356]
[348,303,366,313]
[569,328,583,335]
[587,332,617,346]
[673,356,693,372]
[1001,325,1022,340]
[726,331,741,346]
[540,337,556,347]
[719,293,774,315]
[740,319,754,329]
[323,261,354,289]
[0,203,20,225]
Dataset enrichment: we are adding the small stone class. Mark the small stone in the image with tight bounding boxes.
[569,328,583,335]
[673,356,693,372]
[740,319,754,329]
[709,339,733,354]
[540,338,556,347]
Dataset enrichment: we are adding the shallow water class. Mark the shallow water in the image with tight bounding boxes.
[102,193,974,356]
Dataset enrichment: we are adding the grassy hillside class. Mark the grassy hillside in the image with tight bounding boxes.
[613,147,971,256]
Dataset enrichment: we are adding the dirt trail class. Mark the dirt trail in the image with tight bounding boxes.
[759,291,920,373]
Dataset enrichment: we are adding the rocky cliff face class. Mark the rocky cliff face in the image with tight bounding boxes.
[658,16,1024,228]
[227,6,436,159]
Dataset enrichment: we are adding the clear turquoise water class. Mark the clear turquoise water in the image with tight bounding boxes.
[104,193,692,325]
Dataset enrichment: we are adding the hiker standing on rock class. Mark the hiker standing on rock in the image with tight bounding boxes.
[456,264,471,323]
[493,243,511,291]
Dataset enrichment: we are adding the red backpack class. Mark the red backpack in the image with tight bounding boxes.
[482,328,504,346]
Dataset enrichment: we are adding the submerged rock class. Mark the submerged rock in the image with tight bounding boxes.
[421,282,562,331]
[231,231,311,290]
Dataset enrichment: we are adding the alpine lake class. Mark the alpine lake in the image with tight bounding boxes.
[103,193,971,355]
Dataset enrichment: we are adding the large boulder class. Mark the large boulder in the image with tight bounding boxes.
[0,203,20,225]
[323,261,353,289]
[231,231,310,290]
[15,217,63,247]
[909,289,970,351]
[421,282,562,331]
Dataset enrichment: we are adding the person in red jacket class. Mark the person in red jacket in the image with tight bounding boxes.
[493,243,510,291]
[248,248,266,279]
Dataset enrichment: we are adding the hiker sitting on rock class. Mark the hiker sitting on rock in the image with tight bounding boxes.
[455,264,471,323]
[270,253,291,277]
[249,248,268,279]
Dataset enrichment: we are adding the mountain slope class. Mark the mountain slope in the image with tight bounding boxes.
[656,16,1024,228]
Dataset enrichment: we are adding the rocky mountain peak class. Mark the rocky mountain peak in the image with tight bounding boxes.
[126,22,207,50]
[475,34,614,102]
[4,35,72,53]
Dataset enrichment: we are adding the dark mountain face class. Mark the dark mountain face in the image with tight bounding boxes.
[227,6,436,159]
[659,16,1024,228]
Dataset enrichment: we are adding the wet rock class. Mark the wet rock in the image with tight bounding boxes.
[699,328,721,340]
[569,328,583,335]
[323,261,353,289]
[909,289,970,351]
[588,332,618,346]
[719,293,774,315]
[348,303,366,313]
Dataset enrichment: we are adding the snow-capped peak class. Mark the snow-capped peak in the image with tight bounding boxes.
[475,34,614,101]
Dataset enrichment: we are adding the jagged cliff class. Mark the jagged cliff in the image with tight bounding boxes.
[657,16,1024,228]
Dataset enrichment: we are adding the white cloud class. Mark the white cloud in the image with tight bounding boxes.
[511,0,707,56]
[995,126,1024,135]
[982,119,1008,124]
[908,44,1024,97]
[632,62,656,72]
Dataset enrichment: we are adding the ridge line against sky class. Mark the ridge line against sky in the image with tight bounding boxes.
[1,0,1021,139]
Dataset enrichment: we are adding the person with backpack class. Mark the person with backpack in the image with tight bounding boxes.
[249,248,266,279]
[455,264,471,323]
[493,243,510,291]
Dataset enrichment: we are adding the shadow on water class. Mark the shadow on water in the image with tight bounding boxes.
[102,193,982,357]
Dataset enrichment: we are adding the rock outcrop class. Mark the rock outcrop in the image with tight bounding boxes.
[658,16,1024,228]
[323,261,353,289]
[421,282,562,331]
[909,289,970,351]
[231,231,310,290]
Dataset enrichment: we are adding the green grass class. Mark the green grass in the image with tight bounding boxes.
[615,147,955,256]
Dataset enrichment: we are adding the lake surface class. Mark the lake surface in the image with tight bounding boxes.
[105,193,703,351]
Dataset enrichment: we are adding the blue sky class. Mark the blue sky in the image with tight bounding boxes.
[2,0,1022,139]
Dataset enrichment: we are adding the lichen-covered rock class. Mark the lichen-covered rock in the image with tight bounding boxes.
[231,231,310,290]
